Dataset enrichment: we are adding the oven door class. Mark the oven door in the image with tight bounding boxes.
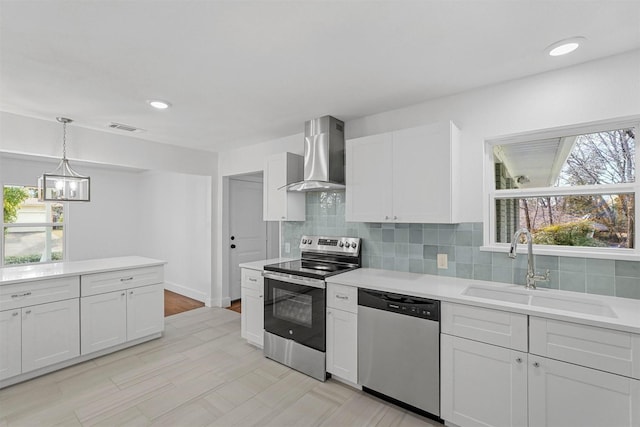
[263,272,326,352]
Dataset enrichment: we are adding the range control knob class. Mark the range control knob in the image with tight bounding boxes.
[307,239,312,245]
[339,242,344,247]
[302,239,307,244]
[351,243,357,249]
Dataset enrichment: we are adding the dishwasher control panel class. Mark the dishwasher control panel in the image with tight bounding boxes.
[358,288,440,321]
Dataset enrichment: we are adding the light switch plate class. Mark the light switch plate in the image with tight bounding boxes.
[437,253,448,269]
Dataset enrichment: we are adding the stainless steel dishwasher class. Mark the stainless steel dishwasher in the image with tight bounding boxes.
[358,288,441,421]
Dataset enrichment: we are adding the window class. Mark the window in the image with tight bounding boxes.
[2,185,65,265]
[485,117,639,260]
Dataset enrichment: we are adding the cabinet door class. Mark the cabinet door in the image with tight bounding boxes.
[0,309,21,381]
[263,152,305,221]
[80,291,127,355]
[326,308,357,383]
[243,287,264,347]
[22,299,79,372]
[126,284,164,341]
[392,122,453,223]
[529,355,640,427]
[441,334,528,427]
[345,133,393,222]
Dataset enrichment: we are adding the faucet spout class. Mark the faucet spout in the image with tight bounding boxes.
[508,228,549,289]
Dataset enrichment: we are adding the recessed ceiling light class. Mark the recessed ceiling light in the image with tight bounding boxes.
[147,99,171,110]
[546,37,585,57]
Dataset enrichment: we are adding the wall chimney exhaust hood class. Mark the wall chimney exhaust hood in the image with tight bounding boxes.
[283,116,346,192]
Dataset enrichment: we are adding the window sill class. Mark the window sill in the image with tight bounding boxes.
[480,245,640,262]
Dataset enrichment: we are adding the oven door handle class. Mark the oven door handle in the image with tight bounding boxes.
[262,271,326,289]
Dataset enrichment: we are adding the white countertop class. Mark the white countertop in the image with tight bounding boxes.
[0,256,166,285]
[239,257,293,271]
[327,268,640,334]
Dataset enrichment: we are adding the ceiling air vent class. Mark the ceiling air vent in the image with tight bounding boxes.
[108,122,145,133]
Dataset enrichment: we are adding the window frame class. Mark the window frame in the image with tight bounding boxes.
[483,116,640,261]
[2,184,68,266]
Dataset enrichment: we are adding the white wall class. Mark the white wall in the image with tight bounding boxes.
[212,50,640,304]
[138,170,213,304]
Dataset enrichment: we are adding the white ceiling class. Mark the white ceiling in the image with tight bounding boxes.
[1,1,639,153]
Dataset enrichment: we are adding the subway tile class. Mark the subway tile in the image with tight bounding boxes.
[615,260,640,278]
[472,222,484,231]
[424,260,437,275]
[472,230,483,247]
[394,258,409,272]
[492,252,512,268]
[586,275,615,296]
[409,228,423,244]
[423,245,438,260]
[455,223,473,231]
[382,223,394,229]
[455,246,473,264]
[536,255,558,271]
[585,259,614,276]
[382,257,394,270]
[455,231,472,246]
[423,223,438,229]
[558,257,585,273]
[492,266,512,284]
[473,248,492,265]
[438,229,455,245]
[369,229,382,242]
[368,223,382,228]
[456,263,473,279]
[559,271,586,293]
[369,256,382,268]
[439,262,457,277]
[394,243,409,257]
[408,244,423,259]
[382,242,395,256]
[395,223,410,229]
[473,264,492,281]
[409,259,424,274]
[395,228,409,243]
[382,229,395,242]
[423,228,438,243]
[615,276,640,299]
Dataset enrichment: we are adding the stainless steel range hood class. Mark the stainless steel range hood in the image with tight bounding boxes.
[283,116,346,192]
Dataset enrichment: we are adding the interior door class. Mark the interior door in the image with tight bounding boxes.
[229,177,267,301]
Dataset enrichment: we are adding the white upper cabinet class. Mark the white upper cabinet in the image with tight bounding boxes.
[346,121,461,223]
[263,152,306,221]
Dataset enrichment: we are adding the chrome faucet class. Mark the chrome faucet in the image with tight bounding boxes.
[508,228,549,289]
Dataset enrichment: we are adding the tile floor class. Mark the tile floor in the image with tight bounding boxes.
[0,307,444,426]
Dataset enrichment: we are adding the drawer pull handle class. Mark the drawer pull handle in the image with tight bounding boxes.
[120,277,134,282]
[249,278,257,282]
[11,291,32,298]
[335,294,349,300]
[533,362,540,368]
[121,292,126,296]
[516,357,522,363]
[130,291,134,295]
[25,310,31,314]
[12,312,19,317]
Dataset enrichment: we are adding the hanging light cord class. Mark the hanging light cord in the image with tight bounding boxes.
[61,120,67,160]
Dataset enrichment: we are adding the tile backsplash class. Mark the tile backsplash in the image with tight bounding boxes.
[281,191,640,300]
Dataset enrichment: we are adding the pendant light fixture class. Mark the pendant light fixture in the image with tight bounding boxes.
[38,117,90,202]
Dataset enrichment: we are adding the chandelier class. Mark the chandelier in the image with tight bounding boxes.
[38,117,90,202]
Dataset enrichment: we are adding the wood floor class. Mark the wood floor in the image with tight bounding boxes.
[0,307,444,427]
[227,299,242,314]
[164,290,205,317]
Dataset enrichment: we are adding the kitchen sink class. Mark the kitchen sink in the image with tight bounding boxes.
[462,285,531,304]
[462,284,617,318]
[530,294,617,318]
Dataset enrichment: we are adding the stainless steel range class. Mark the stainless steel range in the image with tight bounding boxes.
[262,235,361,381]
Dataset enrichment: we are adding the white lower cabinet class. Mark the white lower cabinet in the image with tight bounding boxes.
[81,283,163,355]
[441,334,527,427]
[240,268,264,347]
[0,309,22,381]
[441,302,640,427]
[528,355,639,427]
[22,299,80,372]
[326,283,358,383]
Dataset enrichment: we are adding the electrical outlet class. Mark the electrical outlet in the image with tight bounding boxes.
[437,253,448,269]
[284,242,291,253]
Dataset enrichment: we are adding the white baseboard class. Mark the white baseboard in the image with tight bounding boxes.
[209,296,231,308]
[164,281,207,303]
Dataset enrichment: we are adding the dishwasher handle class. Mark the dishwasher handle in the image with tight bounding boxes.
[358,288,440,321]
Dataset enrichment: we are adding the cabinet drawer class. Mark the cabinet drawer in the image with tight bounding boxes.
[0,276,80,311]
[441,302,528,351]
[327,283,357,313]
[241,268,263,293]
[81,266,163,297]
[530,317,640,379]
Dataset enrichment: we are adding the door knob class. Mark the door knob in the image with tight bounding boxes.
[230,244,236,249]
[230,236,235,240]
